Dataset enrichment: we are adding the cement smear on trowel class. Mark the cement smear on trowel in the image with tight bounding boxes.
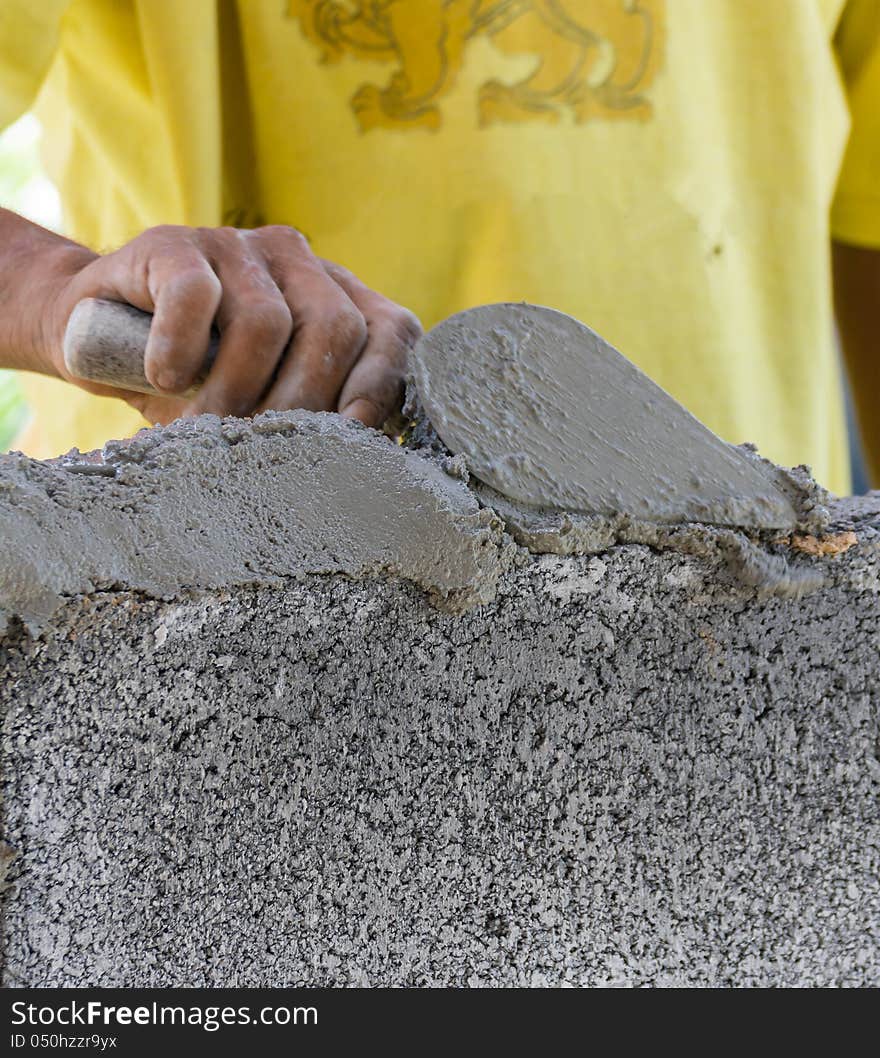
[0,411,512,633]
[411,303,806,530]
[404,381,856,601]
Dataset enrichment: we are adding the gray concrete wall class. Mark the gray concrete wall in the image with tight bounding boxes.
[1,413,879,986]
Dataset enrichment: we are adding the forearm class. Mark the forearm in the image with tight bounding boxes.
[832,239,880,489]
[0,207,95,374]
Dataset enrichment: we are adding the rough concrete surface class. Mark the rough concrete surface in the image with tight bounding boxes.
[1,411,879,987]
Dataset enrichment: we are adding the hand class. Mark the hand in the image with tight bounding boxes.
[44,224,421,427]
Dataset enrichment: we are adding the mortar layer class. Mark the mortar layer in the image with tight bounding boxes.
[0,411,511,632]
[0,408,853,631]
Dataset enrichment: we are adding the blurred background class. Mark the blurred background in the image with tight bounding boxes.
[0,114,61,451]
[0,114,868,490]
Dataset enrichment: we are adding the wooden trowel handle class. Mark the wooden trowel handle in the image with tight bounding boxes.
[63,297,218,396]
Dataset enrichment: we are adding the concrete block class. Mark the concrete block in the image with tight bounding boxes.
[1,413,878,986]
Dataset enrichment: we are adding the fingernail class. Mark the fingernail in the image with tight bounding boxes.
[154,368,185,393]
[339,398,380,427]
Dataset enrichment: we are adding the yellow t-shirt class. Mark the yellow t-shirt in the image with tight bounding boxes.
[2,0,879,494]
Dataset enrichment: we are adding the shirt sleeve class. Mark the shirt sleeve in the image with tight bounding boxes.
[832,0,880,248]
[0,1,68,130]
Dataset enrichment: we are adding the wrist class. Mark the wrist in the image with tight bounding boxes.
[37,242,100,378]
[0,210,96,376]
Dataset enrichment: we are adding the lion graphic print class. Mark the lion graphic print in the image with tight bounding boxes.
[286,1,666,131]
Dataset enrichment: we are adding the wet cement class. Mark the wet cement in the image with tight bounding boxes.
[0,407,850,633]
[0,411,511,633]
[412,304,806,529]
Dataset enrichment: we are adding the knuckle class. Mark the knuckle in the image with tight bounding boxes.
[172,266,222,302]
[254,224,310,252]
[387,305,422,346]
[239,297,293,345]
[361,302,422,358]
[344,364,404,413]
[209,225,247,246]
[374,362,407,398]
[367,333,410,379]
[330,305,368,352]
[139,224,186,245]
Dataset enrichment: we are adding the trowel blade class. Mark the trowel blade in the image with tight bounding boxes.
[411,303,799,529]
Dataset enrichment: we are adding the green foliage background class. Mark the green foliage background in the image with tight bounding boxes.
[0,373,25,450]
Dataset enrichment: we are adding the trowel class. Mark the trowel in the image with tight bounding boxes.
[63,298,799,530]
